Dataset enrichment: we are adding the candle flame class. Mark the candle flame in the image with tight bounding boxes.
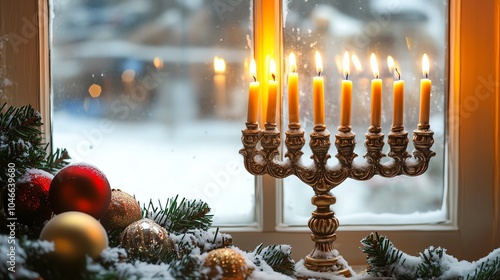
[422,53,429,78]
[250,58,257,81]
[289,52,297,73]
[269,58,276,81]
[214,56,226,73]
[315,51,323,76]
[343,51,350,79]
[387,55,395,73]
[351,53,362,72]
[370,53,379,79]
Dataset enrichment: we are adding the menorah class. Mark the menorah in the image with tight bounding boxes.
[240,118,435,276]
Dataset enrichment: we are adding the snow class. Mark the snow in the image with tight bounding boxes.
[17,168,54,184]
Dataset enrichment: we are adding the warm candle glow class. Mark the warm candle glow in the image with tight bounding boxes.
[370,53,379,78]
[269,58,276,80]
[387,55,395,74]
[343,51,350,79]
[351,53,362,72]
[250,58,257,81]
[88,84,102,98]
[214,56,226,74]
[315,51,323,75]
[422,53,429,78]
[289,52,297,73]
[153,57,164,69]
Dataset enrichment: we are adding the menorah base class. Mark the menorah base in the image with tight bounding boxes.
[296,255,353,279]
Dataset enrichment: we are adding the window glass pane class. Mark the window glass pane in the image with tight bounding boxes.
[282,0,447,225]
[51,0,255,225]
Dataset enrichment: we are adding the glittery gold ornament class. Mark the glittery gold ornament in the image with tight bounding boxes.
[120,218,174,263]
[204,247,250,280]
[100,189,142,232]
[39,211,108,262]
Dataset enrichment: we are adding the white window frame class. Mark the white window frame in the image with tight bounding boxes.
[3,0,498,266]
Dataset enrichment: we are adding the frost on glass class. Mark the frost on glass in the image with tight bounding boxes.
[282,0,447,225]
[50,0,254,225]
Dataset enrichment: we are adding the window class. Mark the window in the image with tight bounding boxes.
[2,0,498,266]
[50,0,255,226]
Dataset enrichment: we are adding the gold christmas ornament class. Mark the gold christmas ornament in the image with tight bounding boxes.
[120,218,174,263]
[204,247,250,280]
[100,189,142,232]
[39,211,108,261]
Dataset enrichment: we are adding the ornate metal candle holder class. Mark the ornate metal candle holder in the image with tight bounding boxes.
[240,121,435,277]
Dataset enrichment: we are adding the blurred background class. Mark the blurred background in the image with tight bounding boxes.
[51,0,447,226]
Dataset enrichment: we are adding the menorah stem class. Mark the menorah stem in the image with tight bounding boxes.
[302,193,352,277]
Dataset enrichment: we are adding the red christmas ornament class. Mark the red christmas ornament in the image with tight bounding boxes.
[49,163,111,219]
[2,169,53,226]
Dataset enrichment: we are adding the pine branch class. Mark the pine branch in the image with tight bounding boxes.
[142,195,213,233]
[252,244,295,277]
[416,247,444,278]
[40,147,71,173]
[360,232,414,279]
[0,103,69,187]
[466,255,500,280]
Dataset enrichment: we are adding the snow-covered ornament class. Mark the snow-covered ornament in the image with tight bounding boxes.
[3,168,53,226]
[120,218,175,263]
[49,163,111,219]
[100,189,142,232]
[204,247,251,280]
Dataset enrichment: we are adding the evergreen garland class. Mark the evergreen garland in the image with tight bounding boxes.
[361,232,500,280]
[0,103,70,188]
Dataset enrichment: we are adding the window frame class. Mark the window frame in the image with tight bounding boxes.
[4,0,499,266]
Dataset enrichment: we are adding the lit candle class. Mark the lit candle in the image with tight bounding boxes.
[266,58,278,124]
[247,59,260,123]
[214,56,226,116]
[313,51,325,125]
[288,53,299,123]
[340,51,352,126]
[370,53,382,127]
[419,53,431,125]
[388,56,404,127]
